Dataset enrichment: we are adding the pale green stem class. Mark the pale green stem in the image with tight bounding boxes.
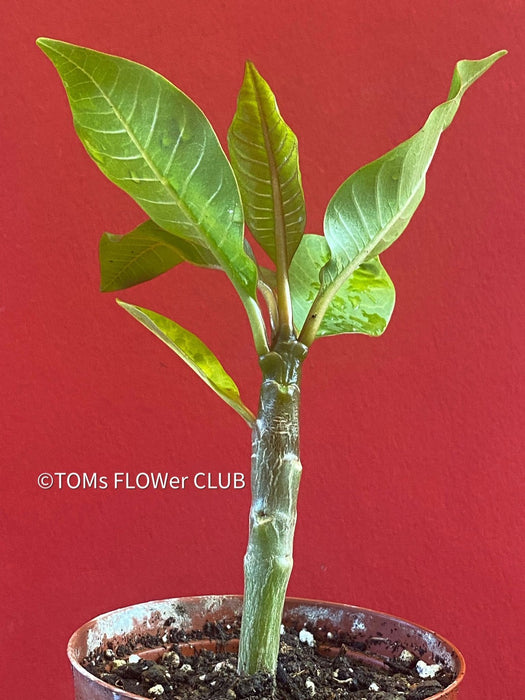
[238,338,307,675]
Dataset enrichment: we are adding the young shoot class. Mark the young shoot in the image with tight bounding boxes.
[37,38,505,678]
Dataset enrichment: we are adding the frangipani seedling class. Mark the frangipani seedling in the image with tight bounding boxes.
[37,38,505,678]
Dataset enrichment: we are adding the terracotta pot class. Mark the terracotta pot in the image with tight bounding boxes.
[67,596,465,699]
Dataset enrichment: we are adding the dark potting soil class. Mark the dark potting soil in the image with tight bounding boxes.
[84,619,455,700]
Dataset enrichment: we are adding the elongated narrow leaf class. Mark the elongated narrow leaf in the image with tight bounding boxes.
[290,235,395,337]
[117,300,255,426]
[37,38,257,298]
[228,61,305,264]
[321,52,506,293]
[100,220,220,292]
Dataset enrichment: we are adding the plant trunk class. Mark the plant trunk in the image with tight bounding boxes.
[238,337,308,676]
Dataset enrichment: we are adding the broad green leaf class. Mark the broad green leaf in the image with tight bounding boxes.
[117,300,255,426]
[321,52,506,293]
[228,61,305,265]
[37,38,257,299]
[100,220,220,292]
[290,235,395,337]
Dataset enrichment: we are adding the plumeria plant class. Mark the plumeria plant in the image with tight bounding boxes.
[37,38,504,678]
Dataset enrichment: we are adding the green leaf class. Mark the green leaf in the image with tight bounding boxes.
[117,300,255,426]
[37,38,258,299]
[321,52,506,292]
[290,235,395,337]
[228,61,305,265]
[100,220,221,292]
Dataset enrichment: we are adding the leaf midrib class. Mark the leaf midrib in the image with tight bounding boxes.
[325,168,417,294]
[302,87,467,346]
[324,61,487,300]
[248,63,287,265]
[323,113,446,297]
[299,149,427,345]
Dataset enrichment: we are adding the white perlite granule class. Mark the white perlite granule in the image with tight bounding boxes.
[298,628,315,647]
[305,678,316,696]
[399,649,415,664]
[148,685,164,696]
[416,659,442,679]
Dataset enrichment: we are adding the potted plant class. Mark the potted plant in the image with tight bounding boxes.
[37,38,505,699]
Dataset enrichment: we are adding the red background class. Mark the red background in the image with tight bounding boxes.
[2,1,523,698]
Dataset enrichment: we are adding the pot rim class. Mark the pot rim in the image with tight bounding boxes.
[67,595,465,700]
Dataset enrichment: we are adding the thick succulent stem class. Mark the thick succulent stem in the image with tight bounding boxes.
[238,338,308,676]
